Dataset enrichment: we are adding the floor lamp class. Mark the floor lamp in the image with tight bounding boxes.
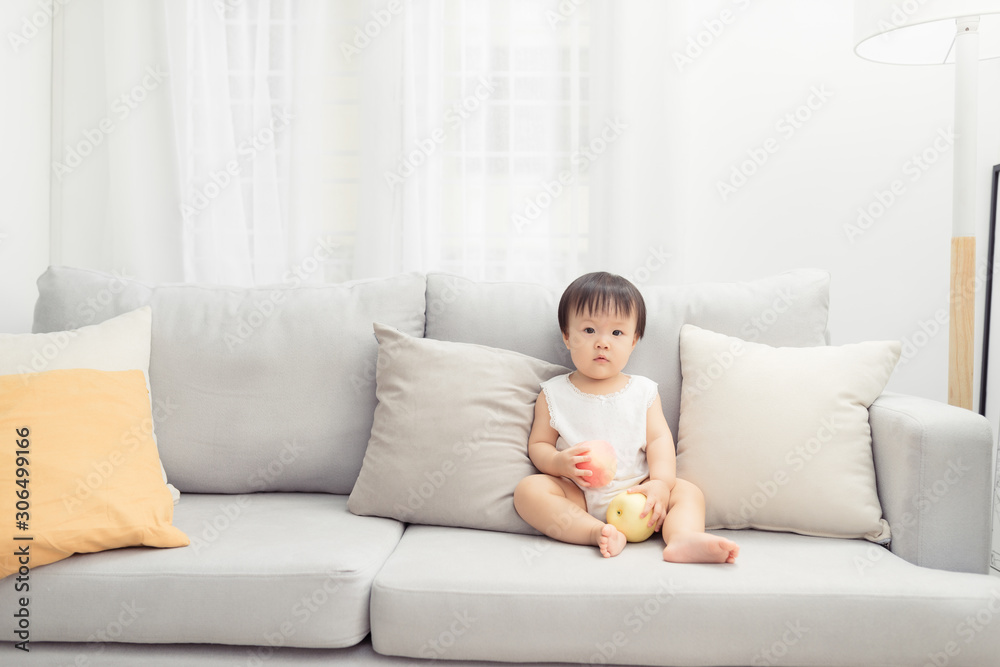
[854,1,1000,410]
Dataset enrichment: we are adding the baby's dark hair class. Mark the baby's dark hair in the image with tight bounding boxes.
[558,272,646,339]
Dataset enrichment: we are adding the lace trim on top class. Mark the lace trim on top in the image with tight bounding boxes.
[565,373,634,400]
[542,385,559,430]
[544,374,657,430]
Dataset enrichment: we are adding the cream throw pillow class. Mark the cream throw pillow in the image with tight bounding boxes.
[0,307,178,503]
[675,324,900,542]
[348,323,568,534]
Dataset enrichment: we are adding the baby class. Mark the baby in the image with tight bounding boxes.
[513,271,740,562]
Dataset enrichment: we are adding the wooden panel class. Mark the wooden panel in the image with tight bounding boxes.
[949,236,976,409]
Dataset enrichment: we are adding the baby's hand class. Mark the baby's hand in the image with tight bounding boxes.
[627,479,673,531]
[557,443,595,487]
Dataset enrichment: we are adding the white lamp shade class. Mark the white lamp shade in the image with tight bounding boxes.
[855,0,1000,64]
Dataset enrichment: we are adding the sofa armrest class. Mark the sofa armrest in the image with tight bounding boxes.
[869,392,993,574]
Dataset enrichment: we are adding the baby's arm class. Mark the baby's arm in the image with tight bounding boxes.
[645,393,677,489]
[628,393,676,529]
[527,391,596,487]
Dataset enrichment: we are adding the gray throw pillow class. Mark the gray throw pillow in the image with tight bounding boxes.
[348,323,568,534]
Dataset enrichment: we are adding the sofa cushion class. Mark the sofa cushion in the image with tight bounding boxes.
[32,267,427,494]
[676,324,899,542]
[371,525,1000,665]
[424,270,830,440]
[0,493,403,649]
[348,324,567,534]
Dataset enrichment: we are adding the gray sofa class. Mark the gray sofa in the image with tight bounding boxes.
[3,266,1000,667]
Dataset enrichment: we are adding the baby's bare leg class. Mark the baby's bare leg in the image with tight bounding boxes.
[661,479,739,564]
[514,474,626,558]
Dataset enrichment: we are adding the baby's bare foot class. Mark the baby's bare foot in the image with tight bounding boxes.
[597,523,626,558]
[663,533,739,564]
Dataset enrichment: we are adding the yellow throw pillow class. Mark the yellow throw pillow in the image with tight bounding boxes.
[0,368,188,578]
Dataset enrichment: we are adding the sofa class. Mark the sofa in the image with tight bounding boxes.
[3,265,1000,667]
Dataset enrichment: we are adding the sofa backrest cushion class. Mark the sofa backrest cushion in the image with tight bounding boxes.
[33,266,427,494]
[425,270,831,441]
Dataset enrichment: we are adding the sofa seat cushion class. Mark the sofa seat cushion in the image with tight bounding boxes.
[371,526,1000,666]
[0,493,403,649]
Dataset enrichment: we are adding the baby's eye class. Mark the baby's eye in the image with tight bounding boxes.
[584,327,596,334]
[613,330,624,336]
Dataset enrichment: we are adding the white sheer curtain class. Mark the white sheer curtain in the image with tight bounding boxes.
[356,0,682,286]
[354,0,587,286]
[50,0,682,288]
[50,0,183,283]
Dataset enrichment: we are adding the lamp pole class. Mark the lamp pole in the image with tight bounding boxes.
[950,16,980,409]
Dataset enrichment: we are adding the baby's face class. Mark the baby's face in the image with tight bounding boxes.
[562,307,639,382]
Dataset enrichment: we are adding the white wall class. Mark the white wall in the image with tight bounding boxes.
[0,0,51,333]
[672,0,1000,403]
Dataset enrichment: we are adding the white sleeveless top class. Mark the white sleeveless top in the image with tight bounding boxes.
[541,373,659,520]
